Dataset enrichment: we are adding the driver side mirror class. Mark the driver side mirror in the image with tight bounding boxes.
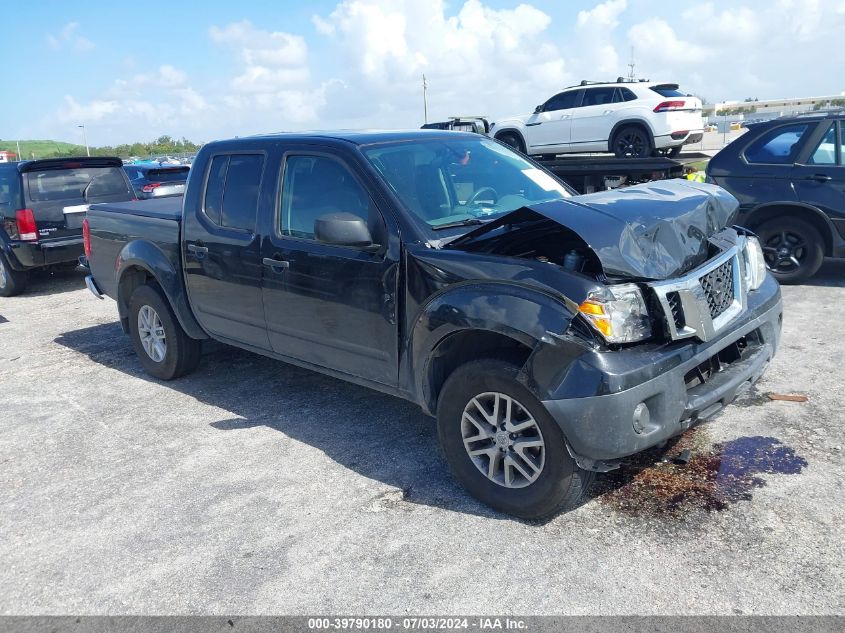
[534,105,543,114]
[314,212,380,252]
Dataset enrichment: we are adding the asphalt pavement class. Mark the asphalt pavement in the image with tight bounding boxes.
[0,262,842,615]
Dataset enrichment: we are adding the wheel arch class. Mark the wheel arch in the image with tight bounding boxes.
[742,202,835,256]
[408,283,577,415]
[609,118,655,146]
[493,128,527,153]
[116,240,207,339]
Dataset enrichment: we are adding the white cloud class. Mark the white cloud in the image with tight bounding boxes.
[47,22,94,52]
[577,0,626,29]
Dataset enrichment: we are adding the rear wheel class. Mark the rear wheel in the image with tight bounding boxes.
[0,253,28,297]
[756,217,825,284]
[436,359,593,520]
[128,284,202,379]
[613,125,653,159]
[496,132,525,155]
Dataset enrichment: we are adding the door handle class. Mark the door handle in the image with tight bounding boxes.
[805,174,832,182]
[187,243,208,260]
[559,114,571,119]
[263,257,290,272]
[602,110,612,115]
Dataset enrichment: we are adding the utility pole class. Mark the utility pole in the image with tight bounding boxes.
[16,140,22,162]
[78,125,90,157]
[422,74,428,124]
[627,47,636,81]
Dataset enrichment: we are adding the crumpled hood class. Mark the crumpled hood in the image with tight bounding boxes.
[450,179,739,280]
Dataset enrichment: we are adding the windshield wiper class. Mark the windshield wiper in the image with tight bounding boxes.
[431,218,486,231]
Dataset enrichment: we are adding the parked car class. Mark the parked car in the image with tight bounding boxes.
[707,111,845,283]
[124,164,189,199]
[0,156,134,296]
[83,131,781,519]
[490,79,704,159]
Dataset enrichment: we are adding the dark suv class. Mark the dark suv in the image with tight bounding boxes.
[0,157,135,296]
[707,112,845,283]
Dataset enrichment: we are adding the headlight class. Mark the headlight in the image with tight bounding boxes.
[578,283,652,343]
[743,235,767,290]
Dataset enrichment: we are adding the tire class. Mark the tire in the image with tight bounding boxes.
[436,359,593,520]
[756,217,825,284]
[496,132,525,155]
[128,284,202,380]
[0,253,28,297]
[613,125,653,159]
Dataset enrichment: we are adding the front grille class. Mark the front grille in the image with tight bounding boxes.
[699,259,734,319]
[667,291,684,329]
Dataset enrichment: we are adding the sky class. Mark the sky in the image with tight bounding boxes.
[3,0,845,147]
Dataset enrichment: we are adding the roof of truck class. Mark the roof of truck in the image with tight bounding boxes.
[241,129,478,145]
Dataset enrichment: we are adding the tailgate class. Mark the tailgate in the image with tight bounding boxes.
[22,160,135,240]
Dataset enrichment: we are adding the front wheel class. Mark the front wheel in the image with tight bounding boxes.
[128,284,202,379]
[756,218,825,284]
[613,126,653,159]
[436,359,593,520]
[496,132,525,155]
[0,253,28,297]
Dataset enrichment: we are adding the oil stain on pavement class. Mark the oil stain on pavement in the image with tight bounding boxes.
[594,428,808,516]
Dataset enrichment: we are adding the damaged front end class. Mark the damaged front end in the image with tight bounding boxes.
[444,179,765,346]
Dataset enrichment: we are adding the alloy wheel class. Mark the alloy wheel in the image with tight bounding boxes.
[461,391,546,489]
[762,230,808,273]
[617,131,646,157]
[137,305,167,362]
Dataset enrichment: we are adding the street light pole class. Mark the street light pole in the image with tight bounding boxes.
[78,125,90,157]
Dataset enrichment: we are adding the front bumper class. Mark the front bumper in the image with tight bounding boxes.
[2,236,84,271]
[540,276,782,471]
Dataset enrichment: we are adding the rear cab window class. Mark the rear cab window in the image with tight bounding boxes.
[202,153,265,231]
[743,123,812,165]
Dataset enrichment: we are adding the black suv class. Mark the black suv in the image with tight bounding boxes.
[0,157,135,296]
[707,112,845,283]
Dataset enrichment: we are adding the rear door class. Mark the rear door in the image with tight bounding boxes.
[523,90,581,153]
[260,149,399,385]
[21,159,134,240]
[182,152,270,350]
[569,87,620,151]
[792,120,845,238]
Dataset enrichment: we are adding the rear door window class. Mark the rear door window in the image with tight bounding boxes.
[25,166,132,203]
[743,123,812,165]
[808,123,841,165]
[581,87,616,107]
[202,154,264,231]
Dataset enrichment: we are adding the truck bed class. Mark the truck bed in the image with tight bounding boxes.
[90,196,183,221]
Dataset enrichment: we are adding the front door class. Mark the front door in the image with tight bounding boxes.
[261,152,399,386]
[182,152,270,350]
[792,120,845,239]
[524,90,582,154]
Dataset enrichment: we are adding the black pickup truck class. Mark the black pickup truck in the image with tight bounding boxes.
[84,130,783,519]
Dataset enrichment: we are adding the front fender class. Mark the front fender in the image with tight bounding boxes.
[407,281,578,410]
[116,240,206,339]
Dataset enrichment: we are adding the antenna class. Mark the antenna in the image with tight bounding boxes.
[422,74,428,124]
[627,46,636,81]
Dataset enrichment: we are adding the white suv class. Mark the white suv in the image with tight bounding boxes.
[489,80,704,159]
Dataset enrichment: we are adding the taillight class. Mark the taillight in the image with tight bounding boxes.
[15,208,38,241]
[142,183,161,193]
[653,100,687,113]
[82,218,92,259]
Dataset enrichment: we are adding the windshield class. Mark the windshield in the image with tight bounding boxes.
[363,137,573,230]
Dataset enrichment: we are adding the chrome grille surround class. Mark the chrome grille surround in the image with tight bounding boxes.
[650,232,748,342]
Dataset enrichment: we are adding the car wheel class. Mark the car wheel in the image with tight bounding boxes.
[128,284,202,379]
[613,126,653,159]
[756,217,825,284]
[496,132,525,154]
[0,253,29,297]
[436,358,593,520]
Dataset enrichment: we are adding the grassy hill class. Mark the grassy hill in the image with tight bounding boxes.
[0,139,87,160]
